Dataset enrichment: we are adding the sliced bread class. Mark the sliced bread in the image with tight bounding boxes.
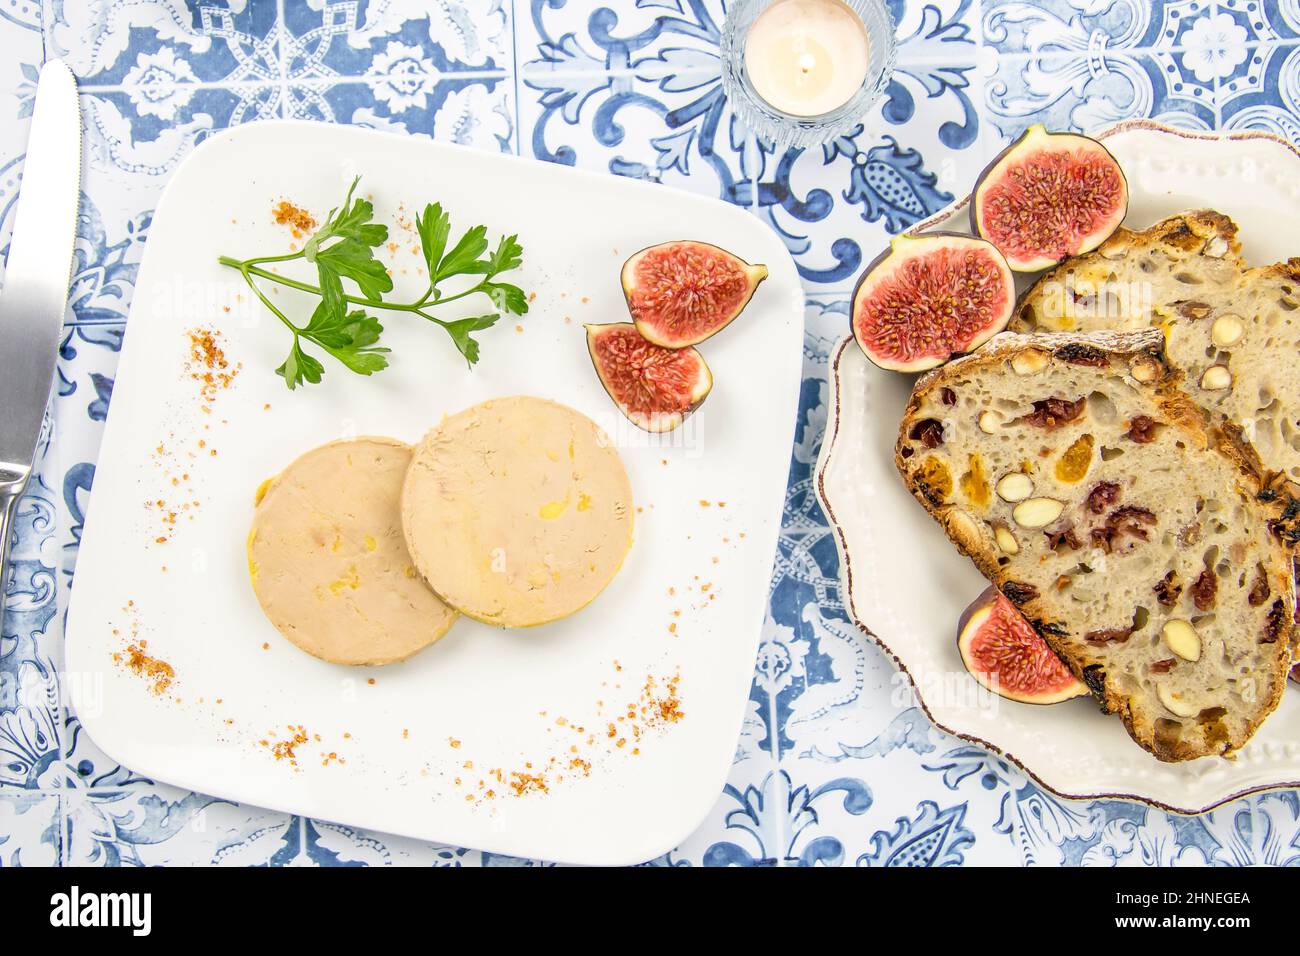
[896,329,1297,761]
[1010,209,1300,485]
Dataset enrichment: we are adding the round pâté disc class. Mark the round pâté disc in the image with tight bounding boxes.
[247,437,459,665]
[401,396,635,628]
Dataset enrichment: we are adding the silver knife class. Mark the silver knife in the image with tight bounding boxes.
[0,60,81,599]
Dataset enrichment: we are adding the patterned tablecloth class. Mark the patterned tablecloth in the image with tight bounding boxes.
[2,0,1298,867]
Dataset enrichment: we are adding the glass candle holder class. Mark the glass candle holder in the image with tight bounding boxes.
[720,0,896,151]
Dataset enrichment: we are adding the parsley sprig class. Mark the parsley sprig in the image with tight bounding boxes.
[218,177,528,389]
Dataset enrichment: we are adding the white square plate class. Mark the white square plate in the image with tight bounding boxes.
[65,121,803,865]
[817,123,1300,813]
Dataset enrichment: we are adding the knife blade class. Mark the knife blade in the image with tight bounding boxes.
[0,60,81,591]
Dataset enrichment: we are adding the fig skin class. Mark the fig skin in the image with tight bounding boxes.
[585,322,713,433]
[621,240,768,349]
[957,585,1089,705]
[970,124,1129,273]
[851,232,1015,373]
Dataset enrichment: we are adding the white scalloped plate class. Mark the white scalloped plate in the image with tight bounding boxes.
[816,122,1300,813]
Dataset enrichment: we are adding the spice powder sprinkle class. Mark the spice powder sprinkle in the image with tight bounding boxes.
[186,328,240,404]
[112,639,176,696]
[272,200,316,238]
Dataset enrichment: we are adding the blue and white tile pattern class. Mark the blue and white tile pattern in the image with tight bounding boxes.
[1,0,1297,865]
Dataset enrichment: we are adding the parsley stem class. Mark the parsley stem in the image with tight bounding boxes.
[414,310,449,328]
[246,252,303,267]
[219,257,490,325]
[220,258,439,314]
[424,284,485,307]
[235,265,300,335]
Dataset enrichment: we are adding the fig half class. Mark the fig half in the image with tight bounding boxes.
[971,124,1129,272]
[851,233,1015,373]
[957,586,1089,705]
[622,240,768,348]
[586,322,712,433]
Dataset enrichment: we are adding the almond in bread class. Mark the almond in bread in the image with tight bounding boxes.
[1010,210,1300,487]
[896,329,1297,761]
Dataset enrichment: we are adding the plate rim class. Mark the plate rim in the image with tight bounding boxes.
[65,118,805,865]
[815,121,1300,815]
[910,118,1300,234]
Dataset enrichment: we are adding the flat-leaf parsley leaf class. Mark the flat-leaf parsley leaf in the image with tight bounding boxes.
[219,177,530,389]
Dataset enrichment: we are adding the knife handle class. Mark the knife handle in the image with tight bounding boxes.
[0,465,30,607]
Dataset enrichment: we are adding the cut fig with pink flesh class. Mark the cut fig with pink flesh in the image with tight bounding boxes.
[586,322,713,433]
[851,232,1015,373]
[957,585,1089,705]
[971,124,1129,272]
[622,240,768,348]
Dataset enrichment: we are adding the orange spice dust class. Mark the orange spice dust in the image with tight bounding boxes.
[186,328,241,404]
[449,665,685,806]
[252,723,349,772]
[509,772,549,797]
[147,329,239,545]
[112,639,176,696]
[642,673,685,726]
[272,200,316,238]
[261,725,310,768]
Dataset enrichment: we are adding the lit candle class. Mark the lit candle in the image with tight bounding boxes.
[743,0,872,117]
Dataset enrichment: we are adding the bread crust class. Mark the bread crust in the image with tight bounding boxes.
[1013,210,1300,497]
[1007,213,1300,349]
[1010,210,1242,328]
[897,330,1296,762]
